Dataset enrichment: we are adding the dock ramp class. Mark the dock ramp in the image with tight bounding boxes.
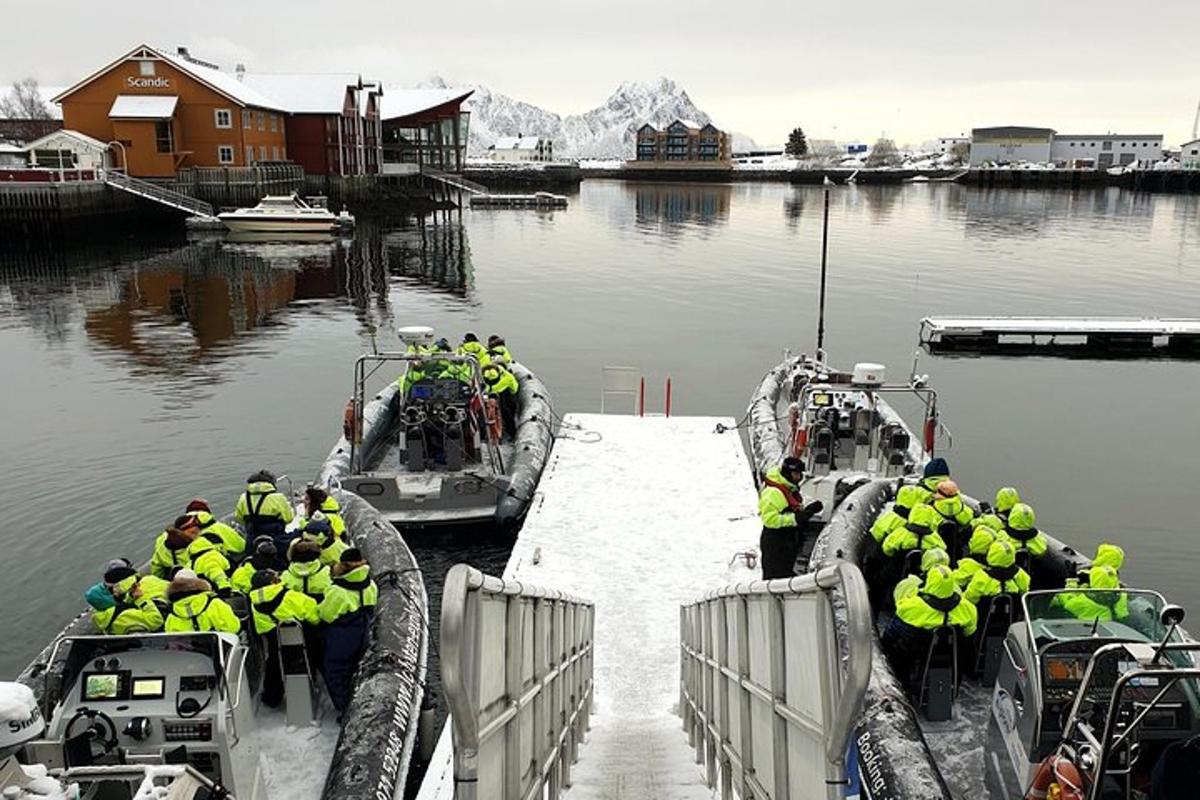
[419,414,872,799]
[104,171,216,220]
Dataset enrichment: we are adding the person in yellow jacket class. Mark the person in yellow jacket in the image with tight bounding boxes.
[487,335,513,365]
[758,458,823,579]
[882,503,947,557]
[163,570,240,634]
[883,566,978,677]
[1052,565,1128,621]
[85,582,163,635]
[1066,543,1125,588]
[964,540,1031,605]
[150,521,196,579]
[183,521,233,592]
[917,457,952,500]
[893,548,952,606]
[458,333,491,366]
[249,569,320,707]
[234,471,295,557]
[482,362,520,437]
[282,540,332,601]
[302,487,346,540]
[232,537,278,594]
[102,559,170,604]
[871,484,927,544]
[1000,503,1048,558]
[993,487,1021,522]
[928,480,975,553]
[185,498,246,560]
[953,524,1003,587]
[319,549,379,711]
[297,513,349,566]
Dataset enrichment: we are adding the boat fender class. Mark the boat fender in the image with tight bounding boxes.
[342,398,357,442]
[417,693,438,764]
[1025,755,1085,800]
[923,414,937,455]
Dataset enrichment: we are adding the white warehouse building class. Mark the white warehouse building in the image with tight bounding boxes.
[1050,134,1163,169]
[489,135,553,163]
[1180,139,1200,170]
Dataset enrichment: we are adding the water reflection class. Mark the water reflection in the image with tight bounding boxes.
[962,187,1157,240]
[631,182,731,232]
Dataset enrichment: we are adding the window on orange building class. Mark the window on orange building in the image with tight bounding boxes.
[218,146,234,164]
[215,109,232,129]
[270,115,278,132]
[243,110,251,130]
[155,121,173,153]
[259,145,267,161]
[258,112,264,131]
[245,146,254,165]
[139,60,155,77]
[272,146,279,160]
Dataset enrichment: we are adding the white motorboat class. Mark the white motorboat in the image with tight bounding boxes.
[218,194,354,234]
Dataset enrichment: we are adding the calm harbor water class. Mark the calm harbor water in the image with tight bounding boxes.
[2,180,1199,679]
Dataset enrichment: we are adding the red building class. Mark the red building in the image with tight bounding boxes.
[243,72,382,176]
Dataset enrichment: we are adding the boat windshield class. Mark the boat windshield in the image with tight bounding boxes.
[258,197,302,209]
[1024,589,1172,647]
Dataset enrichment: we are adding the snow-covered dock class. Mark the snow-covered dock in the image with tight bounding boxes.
[920,315,1200,357]
[417,413,761,799]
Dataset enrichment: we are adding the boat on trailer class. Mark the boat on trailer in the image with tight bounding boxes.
[317,327,554,530]
[750,353,1198,799]
[13,489,427,800]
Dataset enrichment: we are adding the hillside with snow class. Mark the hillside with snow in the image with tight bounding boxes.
[420,76,756,159]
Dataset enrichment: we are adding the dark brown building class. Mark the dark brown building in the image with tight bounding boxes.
[634,119,731,166]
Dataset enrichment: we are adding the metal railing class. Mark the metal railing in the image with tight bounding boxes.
[424,168,488,195]
[441,564,595,800]
[104,170,216,219]
[679,561,872,800]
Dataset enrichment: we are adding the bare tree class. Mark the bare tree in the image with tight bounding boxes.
[0,78,53,120]
[865,137,900,168]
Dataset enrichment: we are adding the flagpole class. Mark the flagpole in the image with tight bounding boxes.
[816,178,832,359]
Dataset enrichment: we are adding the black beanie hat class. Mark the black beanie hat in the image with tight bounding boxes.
[104,565,138,585]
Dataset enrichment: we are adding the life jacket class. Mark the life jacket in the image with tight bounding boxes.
[251,585,291,630]
[762,476,802,514]
[244,489,286,538]
[894,505,911,520]
[333,574,375,610]
[170,592,216,631]
[987,563,1020,584]
[905,521,933,544]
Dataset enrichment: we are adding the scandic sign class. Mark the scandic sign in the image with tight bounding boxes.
[126,76,171,88]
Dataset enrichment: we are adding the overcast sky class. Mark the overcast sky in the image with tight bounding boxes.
[5,0,1199,147]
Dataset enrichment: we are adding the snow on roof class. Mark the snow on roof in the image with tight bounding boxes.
[0,143,24,154]
[380,88,473,121]
[675,119,701,129]
[241,73,362,115]
[109,94,178,119]
[52,45,286,111]
[155,49,286,110]
[24,128,110,151]
[493,135,543,150]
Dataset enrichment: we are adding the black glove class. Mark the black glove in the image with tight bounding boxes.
[795,501,824,522]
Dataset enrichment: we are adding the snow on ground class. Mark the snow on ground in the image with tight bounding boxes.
[577,158,627,170]
[256,698,340,800]
[920,681,989,798]
[504,414,761,799]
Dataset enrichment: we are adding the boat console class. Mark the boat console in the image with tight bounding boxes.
[24,633,264,799]
[986,590,1200,799]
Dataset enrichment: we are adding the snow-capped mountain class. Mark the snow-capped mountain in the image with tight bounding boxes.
[419,75,756,159]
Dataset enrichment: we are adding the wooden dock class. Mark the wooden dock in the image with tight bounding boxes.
[469,191,568,208]
[919,316,1200,358]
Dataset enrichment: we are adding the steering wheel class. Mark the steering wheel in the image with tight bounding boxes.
[64,707,119,765]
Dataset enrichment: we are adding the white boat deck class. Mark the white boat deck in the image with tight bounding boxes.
[417,413,761,799]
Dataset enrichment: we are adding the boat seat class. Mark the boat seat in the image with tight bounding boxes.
[80,780,134,800]
[973,594,1016,684]
[916,626,958,722]
[278,622,317,726]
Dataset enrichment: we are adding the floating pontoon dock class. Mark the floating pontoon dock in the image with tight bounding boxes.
[417,412,872,800]
[469,192,568,208]
[919,316,1200,357]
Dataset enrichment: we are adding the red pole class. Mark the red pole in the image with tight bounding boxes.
[638,377,645,417]
[665,377,672,417]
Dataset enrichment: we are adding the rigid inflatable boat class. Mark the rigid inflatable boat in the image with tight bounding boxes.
[750,354,1198,799]
[318,328,554,530]
[13,489,427,800]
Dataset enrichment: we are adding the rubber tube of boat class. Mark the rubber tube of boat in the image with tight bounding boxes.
[417,693,438,764]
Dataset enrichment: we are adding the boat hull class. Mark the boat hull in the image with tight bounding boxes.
[219,215,337,233]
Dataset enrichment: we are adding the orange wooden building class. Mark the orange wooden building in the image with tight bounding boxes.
[53,45,288,177]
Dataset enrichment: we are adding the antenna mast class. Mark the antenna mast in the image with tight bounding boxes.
[1193,98,1200,140]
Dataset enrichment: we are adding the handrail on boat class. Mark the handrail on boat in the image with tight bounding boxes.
[441,563,595,800]
[679,561,872,800]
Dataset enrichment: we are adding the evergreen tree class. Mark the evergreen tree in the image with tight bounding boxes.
[785,127,809,158]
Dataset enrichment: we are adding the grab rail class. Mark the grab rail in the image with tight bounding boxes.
[441,564,595,800]
[679,561,872,800]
